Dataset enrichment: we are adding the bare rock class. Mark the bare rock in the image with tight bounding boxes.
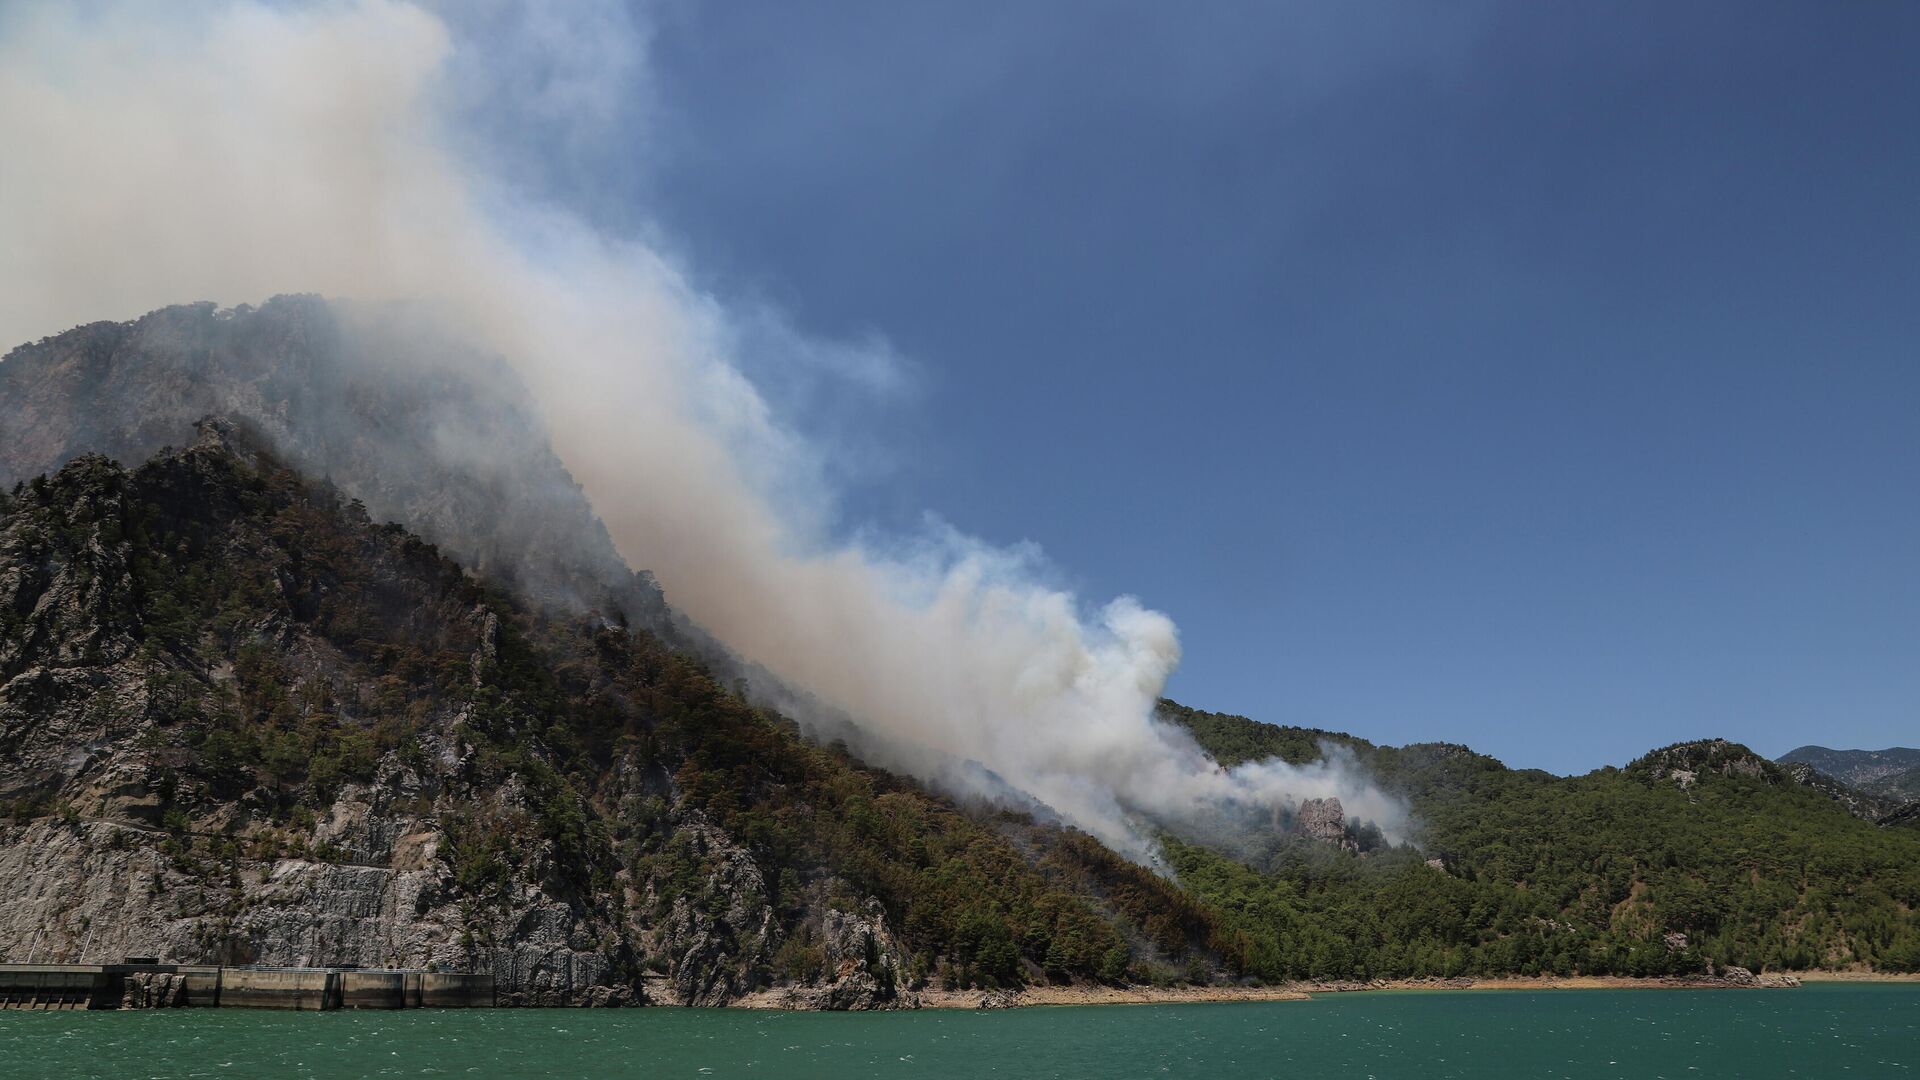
[813,899,918,1011]
[1296,798,1358,852]
[651,810,776,1007]
[574,984,639,1008]
[1636,740,1777,790]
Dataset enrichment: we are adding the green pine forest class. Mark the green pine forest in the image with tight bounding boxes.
[1159,701,1920,979]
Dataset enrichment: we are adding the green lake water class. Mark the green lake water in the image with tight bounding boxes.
[3,984,1914,1079]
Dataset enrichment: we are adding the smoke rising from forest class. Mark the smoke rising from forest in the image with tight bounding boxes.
[0,0,1404,858]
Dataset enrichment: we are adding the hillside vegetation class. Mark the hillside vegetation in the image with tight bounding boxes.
[1159,702,1920,978]
[1778,745,1920,802]
[0,430,1210,1002]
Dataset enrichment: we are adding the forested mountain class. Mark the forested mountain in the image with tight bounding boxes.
[1158,703,1920,977]
[1,300,1914,1011]
[0,298,664,625]
[1776,761,1917,825]
[1778,745,1920,802]
[0,428,1203,1004]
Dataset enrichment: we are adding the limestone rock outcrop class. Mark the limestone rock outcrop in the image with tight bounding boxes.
[1295,797,1358,852]
[809,899,918,1011]
[1635,740,1776,790]
[649,811,776,1007]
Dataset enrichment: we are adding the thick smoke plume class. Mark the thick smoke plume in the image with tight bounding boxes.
[0,1,1403,857]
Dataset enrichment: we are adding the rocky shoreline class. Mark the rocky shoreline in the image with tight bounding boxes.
[1318,970,1806,993]
[730,968,1839,1010]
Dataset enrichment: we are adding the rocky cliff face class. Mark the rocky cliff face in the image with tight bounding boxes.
[0,430,635,1001]
[809,900,918,1010]
[748,900,919,1011]
[0,817,629,1005]
[645,808,778,1006]
[0,424,1182,1003]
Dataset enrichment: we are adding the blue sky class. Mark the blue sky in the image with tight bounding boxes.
[585,3,1917,774]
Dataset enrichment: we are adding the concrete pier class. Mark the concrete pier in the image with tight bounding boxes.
[219,968,341,1011]
[179,966,223,1006]
[420,972,495,1007]
[341,970,404,1009]
[0,962,495,1010]
[0,965,110,1009]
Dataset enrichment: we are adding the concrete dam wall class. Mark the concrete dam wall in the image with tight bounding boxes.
[0,962,494,1011]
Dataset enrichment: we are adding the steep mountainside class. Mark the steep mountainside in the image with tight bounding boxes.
[1778,745,1920,800]
[1777,762,1914,824]
[0,297,662,627]
[1159,702,1920,976]
[0,430,1209,1004]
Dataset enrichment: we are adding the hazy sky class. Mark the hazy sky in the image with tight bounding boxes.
[581,2,1918,775]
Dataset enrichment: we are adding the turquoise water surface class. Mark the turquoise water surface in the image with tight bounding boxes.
[3,984,1913,1079]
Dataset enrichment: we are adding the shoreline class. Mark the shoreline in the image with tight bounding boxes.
[730,984,1313,1010]
[920,985,1314,1008]
[733,969,1913,1010]
[8,966,1906,1014]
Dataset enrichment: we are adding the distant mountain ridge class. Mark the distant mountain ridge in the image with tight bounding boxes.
[1777,762,1914,825]
[1777,746,1920,801]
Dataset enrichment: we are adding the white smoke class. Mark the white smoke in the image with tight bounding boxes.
[0,0,1403,857]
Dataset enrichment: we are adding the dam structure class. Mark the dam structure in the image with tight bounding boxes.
[0,960,494,1010]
